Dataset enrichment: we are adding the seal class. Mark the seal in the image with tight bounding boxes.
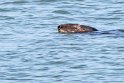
[58,24,98,33]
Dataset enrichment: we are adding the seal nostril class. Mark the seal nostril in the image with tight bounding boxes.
[58,25,60,28]
[58,25,62,32]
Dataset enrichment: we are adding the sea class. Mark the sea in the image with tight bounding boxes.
[0,0,124,83]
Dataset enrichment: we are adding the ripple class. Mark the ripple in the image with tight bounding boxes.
[1,0,28,5]
[0,8,11,12]
[0,0,124,83]
[0,16,15,20]
[53,10,70,14]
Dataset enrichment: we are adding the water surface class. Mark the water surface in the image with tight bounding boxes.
[0,0,124,83]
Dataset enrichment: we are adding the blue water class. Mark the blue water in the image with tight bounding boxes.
[0,0,124,83]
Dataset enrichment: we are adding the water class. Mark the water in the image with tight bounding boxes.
[0,0,124,83]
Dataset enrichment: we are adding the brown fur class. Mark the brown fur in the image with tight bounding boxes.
[58,24,97,33]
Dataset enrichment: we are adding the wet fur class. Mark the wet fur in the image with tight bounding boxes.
[58,24,97,33]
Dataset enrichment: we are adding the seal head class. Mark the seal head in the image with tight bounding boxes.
[58,24,97,33]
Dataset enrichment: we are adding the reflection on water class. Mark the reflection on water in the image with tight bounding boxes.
[0,0,124,83]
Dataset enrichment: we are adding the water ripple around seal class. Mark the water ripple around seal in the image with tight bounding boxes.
[0,0,124,83]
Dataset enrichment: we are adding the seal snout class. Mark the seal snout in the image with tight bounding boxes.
[58,25,66,33]
[58,24,97,33]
